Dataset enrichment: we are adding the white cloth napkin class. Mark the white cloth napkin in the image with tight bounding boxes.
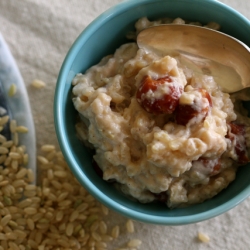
[0,0,250,249]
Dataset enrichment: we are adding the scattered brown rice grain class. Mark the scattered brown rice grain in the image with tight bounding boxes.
[15,168,27,179]
[99,221,107,235]
[0,180,9,187]
[0,115,9,126]
[27,218,35,230]
[37,156,49,165]
[0,233,6,240]
[3,196,12,205]
[24,184,36,191]
[11,159,17,170]
[8,242,19,250]
[23,190,36,197]
[0,134,6,143]
[111,225,120,239]
[69,210,79,222]
[0,155,7,164]
[18,198,32,208]
[13,132,19,145]
[54,170,67,178]
[31,79,46,89]
[8,206,18,213]
[27,168,34,182]
[8,83,17,96]
[92,231,102,242]
[127,239,142,248]
[55,210,64,222]
[90,220,99,232]
[14,229,27,239]
[0,146,8,154]
[16,125,28,133]
[10,120,16,133]
[9,152,21,160]
[51,180,62,189]
[4,155,11,166]
[58,199,72,207]
[96,241,107,248]
[12,179,25,188]
[198,232,210,243]
[66,222,74,236]
[47,169,54,180]
[126,219,135,233]
[2,140,13,148]
[80,229,87,238]
[35,231,43,244]
[41,144,55,152]
[24,207,37,215]
[1,214,12,226]
[57,238,70,247]
[23,153,29,166]
[8,219,18,228]
[101,234,113,242]
[6,231,18,240]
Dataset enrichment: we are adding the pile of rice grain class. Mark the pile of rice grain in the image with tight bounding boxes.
[0,115,141,250]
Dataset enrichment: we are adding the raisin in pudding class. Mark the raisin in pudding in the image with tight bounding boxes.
[72,17,250,208]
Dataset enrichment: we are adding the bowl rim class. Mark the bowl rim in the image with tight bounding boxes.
[54,0,250,225]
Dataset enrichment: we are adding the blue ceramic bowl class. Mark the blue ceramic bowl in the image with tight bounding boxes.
[54,0,250,225]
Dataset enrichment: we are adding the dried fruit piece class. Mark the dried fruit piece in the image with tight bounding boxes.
[226,123,249,164]
[194,157,221,176]
[175,88,212,126]
[136,75,183,114]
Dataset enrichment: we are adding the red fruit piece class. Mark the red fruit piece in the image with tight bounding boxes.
[136,75,183,114]
[226,123,249,164]
[196,157,221,176]
[175,88,212,126]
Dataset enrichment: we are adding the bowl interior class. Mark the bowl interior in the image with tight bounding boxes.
[55,0,250,225]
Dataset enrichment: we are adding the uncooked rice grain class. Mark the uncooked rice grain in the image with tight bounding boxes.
[41,144,55,152]
[31,79,46,89]
[91,231,102,242]
[127,239,142,248]
[8,84,17,97]
[0,116,9,126]
[111,225,120,239]
[0,146,8,154]
[2,141,13,148]
[198,232,210,243]
[0,117,146,250]
[126,219,135,233]
[0,214,12,226]
[99,220,108,235]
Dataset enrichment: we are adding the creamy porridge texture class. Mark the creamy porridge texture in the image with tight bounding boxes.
[72,17,250,208]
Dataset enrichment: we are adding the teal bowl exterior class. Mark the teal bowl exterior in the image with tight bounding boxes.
[54,0,250,225]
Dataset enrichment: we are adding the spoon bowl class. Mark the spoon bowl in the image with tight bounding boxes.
[137,24,250,94]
